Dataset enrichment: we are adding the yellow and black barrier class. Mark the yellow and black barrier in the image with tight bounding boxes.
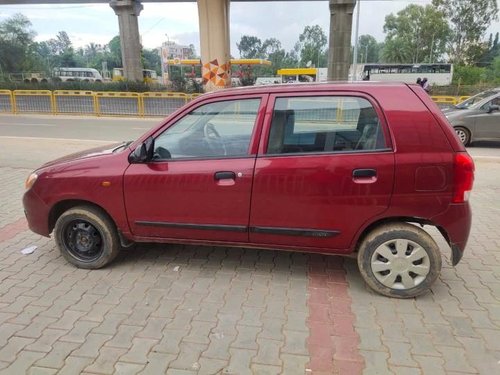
[13,90,54,114]
[95,91,142,117]
[0,90,468,117]
[0,90,13,113]
[430,96,459,106]
[54,90,96,115]
[142,92,189,117]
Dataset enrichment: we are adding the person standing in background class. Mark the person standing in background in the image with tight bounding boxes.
[422,78,431,93]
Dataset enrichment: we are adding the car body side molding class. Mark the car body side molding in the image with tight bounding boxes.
[250,226,340,238]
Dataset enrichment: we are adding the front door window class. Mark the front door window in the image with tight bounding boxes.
[153,99,261,160]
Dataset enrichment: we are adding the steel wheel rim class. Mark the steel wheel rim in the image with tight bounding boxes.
[455,129,467,143]
[63,219,103,262]
[370,239,431,290]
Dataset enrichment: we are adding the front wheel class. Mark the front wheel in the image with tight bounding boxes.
[357,223,442,298]
[54,206,120,269]
[454,126,471,146]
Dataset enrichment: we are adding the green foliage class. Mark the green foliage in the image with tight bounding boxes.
[235,24,328,79]
[142,48,161,75]
[356,35,383,63]
[237,36,263,59]
[452,65,487,85]
[382,4,450,63]
[478,32,500,66]
[484,56,500,84]
[298,25,327,67]
[432,0,499,64]
[0,14,36,72]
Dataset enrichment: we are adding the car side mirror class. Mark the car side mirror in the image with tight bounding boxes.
[487,104,499,114]
[128,136,154,163]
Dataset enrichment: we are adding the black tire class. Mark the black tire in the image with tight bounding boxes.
[54,206,120,269]
[454,126,471,146]
[357,223,442,298]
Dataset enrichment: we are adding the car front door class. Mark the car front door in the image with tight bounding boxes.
[474,95,500,139]
[124,95,266,242]
[249,93,395,251]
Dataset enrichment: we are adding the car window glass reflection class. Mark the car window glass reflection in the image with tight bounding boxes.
[267,96,387,154]
[153,99,261,160]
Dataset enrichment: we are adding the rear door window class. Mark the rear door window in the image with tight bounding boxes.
[266,96,388,154]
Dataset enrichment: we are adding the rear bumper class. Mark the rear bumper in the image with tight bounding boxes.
[23,189,51,237]
[451,244,464,266]
[431,202,472,266]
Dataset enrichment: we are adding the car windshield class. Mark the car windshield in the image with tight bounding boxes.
[455,90,499,109]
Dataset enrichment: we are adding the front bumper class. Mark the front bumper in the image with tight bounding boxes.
[23,188,51,237]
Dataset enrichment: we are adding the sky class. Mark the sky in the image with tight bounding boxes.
[0,0,499,56]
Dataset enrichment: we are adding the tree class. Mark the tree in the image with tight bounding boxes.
[142,48,161,74]
[0,13,36,72]
[356,35,382,63]
[298,25,327,67]
[478,32,500,66]
[485,56,500,83]
[108,36,122,67]
[47,31,77,67]
[432,0,499,64]
[382,4,450,63]
[237,36,263,59]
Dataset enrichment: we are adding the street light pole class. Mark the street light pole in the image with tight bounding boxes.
[352,0,360,81]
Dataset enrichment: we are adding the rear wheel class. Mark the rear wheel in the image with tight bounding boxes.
[54,206,120,269]
[454,126,471,146]
[357,223,442,298]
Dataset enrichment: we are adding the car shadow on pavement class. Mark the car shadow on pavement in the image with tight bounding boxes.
[112,242,349,279]
[470,141,500,148]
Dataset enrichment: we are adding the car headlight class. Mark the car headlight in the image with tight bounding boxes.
[25,173,38,190]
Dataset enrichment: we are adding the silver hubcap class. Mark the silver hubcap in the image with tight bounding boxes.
[370,239,430,290]
[455,129,467,143]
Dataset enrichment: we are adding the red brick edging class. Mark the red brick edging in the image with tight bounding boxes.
[307,256,364,374]
[0,217,29,242]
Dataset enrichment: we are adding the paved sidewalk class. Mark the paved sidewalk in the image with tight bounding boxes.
[0,162,499,374]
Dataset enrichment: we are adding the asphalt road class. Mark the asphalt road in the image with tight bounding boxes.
[0,114,161,169]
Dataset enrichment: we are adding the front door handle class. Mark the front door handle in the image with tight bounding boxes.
[352,169,377,178]
[214,171,236,180]
[352,169,377,184]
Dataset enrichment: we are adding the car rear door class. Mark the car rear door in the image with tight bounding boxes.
[124,95,266,242]
[249,92,395,251]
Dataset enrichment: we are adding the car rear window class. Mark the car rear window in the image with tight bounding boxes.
[267,96,387,154]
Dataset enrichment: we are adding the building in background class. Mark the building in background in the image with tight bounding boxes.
[160,42,194,84]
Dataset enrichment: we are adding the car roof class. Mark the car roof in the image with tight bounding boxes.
[199,81,410,98]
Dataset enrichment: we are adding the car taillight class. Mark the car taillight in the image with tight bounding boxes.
[453,152,475,203]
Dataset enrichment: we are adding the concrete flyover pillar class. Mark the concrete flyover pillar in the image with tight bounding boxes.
[328,0,356,81]
[198,0,231,92]
[109,0,144,82]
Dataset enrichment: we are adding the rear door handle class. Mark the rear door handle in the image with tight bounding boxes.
[214,171,236,180]
[352,169,377,178]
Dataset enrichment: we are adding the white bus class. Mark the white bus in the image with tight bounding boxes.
[355,63,453,86]
[53,67,103,82]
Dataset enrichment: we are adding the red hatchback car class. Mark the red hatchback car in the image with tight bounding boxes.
[23,83,474,298]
